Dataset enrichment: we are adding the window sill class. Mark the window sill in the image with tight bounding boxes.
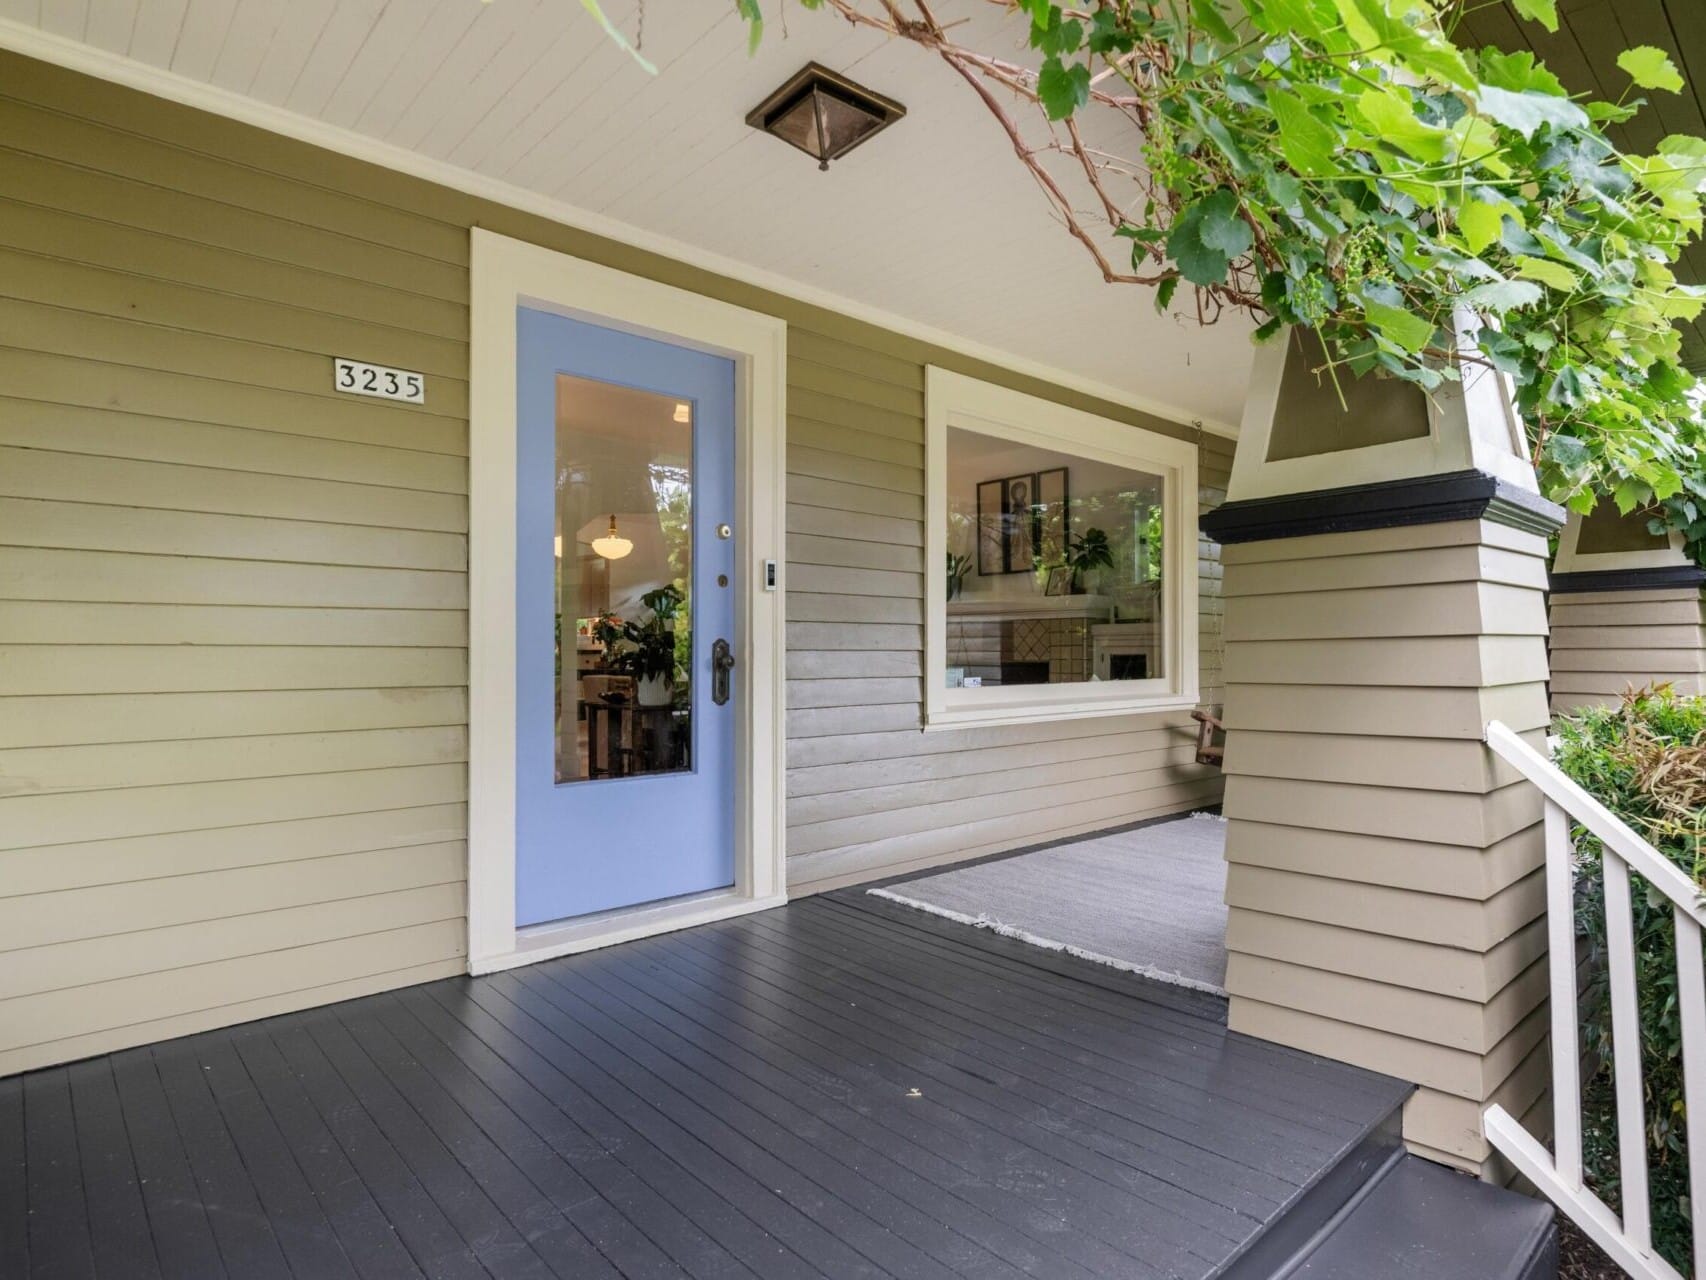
[921,692,1200,732]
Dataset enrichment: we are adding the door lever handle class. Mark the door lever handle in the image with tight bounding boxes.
[711,638,735,706]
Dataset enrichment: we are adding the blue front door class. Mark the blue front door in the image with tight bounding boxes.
[515,306,737,927]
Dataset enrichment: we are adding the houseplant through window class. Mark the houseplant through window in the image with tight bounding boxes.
[946,551,972,601]
[1064,526,1114,592]
[610,584,687,707]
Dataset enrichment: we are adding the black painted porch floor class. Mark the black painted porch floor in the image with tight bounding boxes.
[0,891,1410,1280]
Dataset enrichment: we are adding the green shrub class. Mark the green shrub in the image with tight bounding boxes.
[1555,686,1706,1274]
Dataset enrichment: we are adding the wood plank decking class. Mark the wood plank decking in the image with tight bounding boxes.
[0,891,1410,1280]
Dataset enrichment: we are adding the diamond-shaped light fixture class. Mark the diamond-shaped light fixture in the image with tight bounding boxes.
[746,62,905,171]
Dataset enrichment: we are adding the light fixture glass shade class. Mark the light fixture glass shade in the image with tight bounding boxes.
[747,63,905,170]
[590,514,633,560]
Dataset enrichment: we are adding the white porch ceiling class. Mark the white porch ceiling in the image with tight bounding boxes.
[0,0,1256,430]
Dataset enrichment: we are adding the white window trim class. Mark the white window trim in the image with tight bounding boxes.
[924,367,1199,731]
[467,229,788,975]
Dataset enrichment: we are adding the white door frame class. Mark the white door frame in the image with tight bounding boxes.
[466,228,788,975]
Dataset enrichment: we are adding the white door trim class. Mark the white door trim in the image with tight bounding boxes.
[467,228,788,975]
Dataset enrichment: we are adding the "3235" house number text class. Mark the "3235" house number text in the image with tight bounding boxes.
[333,358,425,404]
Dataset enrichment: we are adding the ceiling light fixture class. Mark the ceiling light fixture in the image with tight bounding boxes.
[746,62,905,171]
[590,514,633,561]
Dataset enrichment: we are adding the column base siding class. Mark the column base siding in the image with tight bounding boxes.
[1547,585,1706,714]
[1216,517,1555,1168]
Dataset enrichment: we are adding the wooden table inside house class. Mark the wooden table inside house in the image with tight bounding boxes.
[584,697,682,778]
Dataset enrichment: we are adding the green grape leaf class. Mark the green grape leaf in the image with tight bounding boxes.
[1167,189,1251,285]
[1476,85,1588,138]
[1515,255,1579,292]
[1360,293,1437,354]
[1037,57,1091,119]
[1511,0,1558,32]
[1618,46,1684,94]
[1269,89,1338,175]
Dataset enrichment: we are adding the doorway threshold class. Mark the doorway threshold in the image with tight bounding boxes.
[478,885,789,974]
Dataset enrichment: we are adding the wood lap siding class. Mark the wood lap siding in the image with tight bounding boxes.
[1199,434,1232,709]
[781,327,1228,894]
[0,64,472,1075]
[0,49,1224,1072]
[1548,588,1706,711]
[1216,521,1554,1169]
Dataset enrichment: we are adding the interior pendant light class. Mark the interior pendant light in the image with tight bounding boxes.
[590,514,633,561]
[746,63,905,170]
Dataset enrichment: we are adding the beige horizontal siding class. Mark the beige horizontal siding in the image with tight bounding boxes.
[0,53,474,1075]
[1223,819,1542,900]
[1218,519,1555,1171]
[0,395,467,492]
[1226,910,1547,1003]
[0,191,469,340]
[0,603,467,647]
[1547,586,1706,712]
[779,315,1226,890]
[0,46,1225,1073]
[2,807,467,898]
[0,689,467,749]
[1199,434,1232,710]
[788,777,1224,894]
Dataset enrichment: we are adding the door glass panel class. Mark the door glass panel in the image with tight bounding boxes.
[554,374,694,784]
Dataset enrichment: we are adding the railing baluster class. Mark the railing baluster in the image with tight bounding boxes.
[1549,802,1583,1194]
[1482,722,1704,1280]
[1604,854,1652,1255]
[1676,908,1706,1280]
[1544,797,1584,1189]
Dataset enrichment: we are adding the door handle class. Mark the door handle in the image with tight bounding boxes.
[712,638,735,706]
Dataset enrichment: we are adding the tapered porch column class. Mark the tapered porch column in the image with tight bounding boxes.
[1549,504,1706,713]
[1202,325,1565,1176]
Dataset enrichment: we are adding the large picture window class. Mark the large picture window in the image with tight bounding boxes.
[925,369,1198,729]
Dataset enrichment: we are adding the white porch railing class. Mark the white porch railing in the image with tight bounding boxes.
[1483,720,1706,1280]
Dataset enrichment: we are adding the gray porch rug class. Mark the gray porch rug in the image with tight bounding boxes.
[868,813,1229,994]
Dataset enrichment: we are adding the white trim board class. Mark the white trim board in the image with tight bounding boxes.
[1228,317,1537,502]
[924,366,1200,730]
[467,229,788,974]
[0,17,1239,441]
[1552,509,1692,575]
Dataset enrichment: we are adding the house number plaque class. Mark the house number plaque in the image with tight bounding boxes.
[333,357,425,404]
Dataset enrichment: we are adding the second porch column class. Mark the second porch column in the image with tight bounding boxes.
[1204,326,1565,1176]
[1549,504,1706,713]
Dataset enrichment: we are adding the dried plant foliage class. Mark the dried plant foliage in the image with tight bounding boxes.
[1556,685,1706,1270]
[1594,685,1706,877]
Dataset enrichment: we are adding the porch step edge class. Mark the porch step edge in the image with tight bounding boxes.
[1270,1153,1558,1280]
[1212,1105,1406,1280]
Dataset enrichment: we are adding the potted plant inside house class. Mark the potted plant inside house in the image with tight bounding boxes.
[1064,527,1114,594]
[611,584,686,707]
[591,610,624,652]
[946,551,971,601]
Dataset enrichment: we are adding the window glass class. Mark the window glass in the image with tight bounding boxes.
[944,425,1165,690]
[554,375,694,784]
